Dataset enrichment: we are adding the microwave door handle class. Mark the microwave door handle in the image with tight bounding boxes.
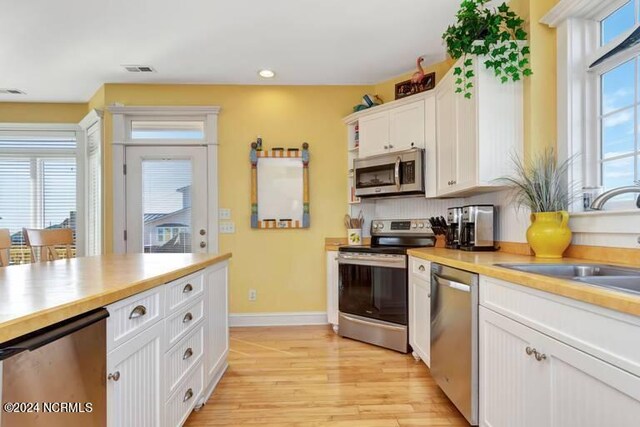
[394,156,401,191]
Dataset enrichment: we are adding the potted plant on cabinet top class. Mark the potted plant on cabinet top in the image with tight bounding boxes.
[442,0,532,98]
[498,149,576,259]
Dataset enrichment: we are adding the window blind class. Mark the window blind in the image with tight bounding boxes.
[0,130,77,264]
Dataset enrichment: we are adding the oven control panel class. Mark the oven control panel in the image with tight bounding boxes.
[371,219,433,235]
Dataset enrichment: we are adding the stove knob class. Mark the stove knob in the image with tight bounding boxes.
[418,222,425,229]
[412,223,417,229]
[378,223,384,229]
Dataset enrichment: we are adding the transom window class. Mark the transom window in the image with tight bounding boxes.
[598,1,640,200]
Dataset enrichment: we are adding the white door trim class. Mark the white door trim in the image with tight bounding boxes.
[109,105,221,254]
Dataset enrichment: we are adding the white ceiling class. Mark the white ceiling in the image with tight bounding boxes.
[0,0,459,102]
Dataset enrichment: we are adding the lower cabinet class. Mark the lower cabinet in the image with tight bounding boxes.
[107,320,164,427]
[106,261,229,427]
[204,261,230,393]
[480,305,640,427]
[409,276,431,366]
[326,250,339,333]
[408,257,431,367]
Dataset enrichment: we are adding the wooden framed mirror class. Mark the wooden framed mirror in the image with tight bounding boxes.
[250,143,309,229]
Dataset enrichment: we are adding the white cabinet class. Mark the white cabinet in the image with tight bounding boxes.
[480,306,640,427]
[358,110,391,158]
[357,99,427,158]
[107,321,163,427]
[409,276,431,366]
[436,55,523,197]
[408,257,430,366]
[106,263,229,427]
[389,100,425,152]
[326,250,339,333]
[204,261,229,396]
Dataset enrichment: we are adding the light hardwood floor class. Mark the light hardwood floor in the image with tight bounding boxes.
[185,325,469,427]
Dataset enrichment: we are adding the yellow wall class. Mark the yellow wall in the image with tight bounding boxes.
[101,84,367,313]
[0,102,87,123]
[373,58,456,104]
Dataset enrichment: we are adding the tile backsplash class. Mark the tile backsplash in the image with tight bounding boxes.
[353,189,529,243]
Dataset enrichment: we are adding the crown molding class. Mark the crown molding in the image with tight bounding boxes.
[541,0,627,28]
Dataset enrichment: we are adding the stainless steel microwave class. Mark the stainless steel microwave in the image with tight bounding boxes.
[353,148,424,198]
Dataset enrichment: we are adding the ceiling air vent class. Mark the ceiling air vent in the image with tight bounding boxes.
[0,88,26,95]
[123,65,156,73]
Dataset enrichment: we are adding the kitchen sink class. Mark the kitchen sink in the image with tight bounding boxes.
[495,263,640,295]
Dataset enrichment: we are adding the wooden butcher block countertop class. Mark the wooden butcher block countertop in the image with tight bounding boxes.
[408,247,640,318]
[0,253,232,343]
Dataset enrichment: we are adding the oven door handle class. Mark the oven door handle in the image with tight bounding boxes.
[341,314,406,332]
[394,156,401,191]
[338,254,406,268]
[433,274,471,293]
[338,254,402,263]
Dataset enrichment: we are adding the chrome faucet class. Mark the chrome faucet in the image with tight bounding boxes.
[589,183,640,210]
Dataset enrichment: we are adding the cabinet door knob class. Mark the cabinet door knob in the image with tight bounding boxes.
[384,145,389,149]
[200,241,207,248]
[183,388,194,402]
[418,265,425,272]
[525,346,535,356]
[183,347,194,360]
[183,312,194,323]
[108,371,120,381]
[389,144,394,148]
[183,283,193,293]
[129,305,147,319]
[534,351,547,362]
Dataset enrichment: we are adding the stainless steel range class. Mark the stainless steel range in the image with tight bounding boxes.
[337,218,435,353]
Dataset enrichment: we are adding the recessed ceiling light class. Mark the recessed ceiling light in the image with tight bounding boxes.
[258,69,275,79]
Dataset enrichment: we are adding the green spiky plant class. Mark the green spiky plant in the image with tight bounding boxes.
[498,148,576,213]
[442,0,532,98]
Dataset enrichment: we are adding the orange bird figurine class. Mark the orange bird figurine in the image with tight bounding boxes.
[411,56,425,84]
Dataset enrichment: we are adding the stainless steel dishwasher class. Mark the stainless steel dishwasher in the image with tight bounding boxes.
[0,308,108,427]
[430,263,478,426]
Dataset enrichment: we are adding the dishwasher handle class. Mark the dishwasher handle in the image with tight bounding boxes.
[433,273,471,293]
[0,308,109,361]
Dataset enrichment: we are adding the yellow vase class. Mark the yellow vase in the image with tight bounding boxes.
[526,211,572,259]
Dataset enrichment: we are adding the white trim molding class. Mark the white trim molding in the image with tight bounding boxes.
[541,0,627,27]
[229,312,329,327]
[109,104,221,254]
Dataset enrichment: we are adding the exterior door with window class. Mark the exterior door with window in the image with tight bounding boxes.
[124,146,208,254]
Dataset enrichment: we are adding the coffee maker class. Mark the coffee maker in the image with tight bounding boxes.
[445,207,463,249]
[460,205,497,251]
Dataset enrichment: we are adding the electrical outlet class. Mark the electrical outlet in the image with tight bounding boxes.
[248,289,257,301]
[219,221,235,234]
[219,208,231,220]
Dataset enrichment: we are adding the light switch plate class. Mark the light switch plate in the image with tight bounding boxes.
[219,208,231,220]
[219,221,235,234]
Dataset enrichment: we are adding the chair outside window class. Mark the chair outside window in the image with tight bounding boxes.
[22,228,74,262]
[0,229,10,267]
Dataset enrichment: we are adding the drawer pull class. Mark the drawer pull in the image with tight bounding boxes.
[183,312,193,323]
[418,265,425,272]
[183,283,193,293]
[183,388,194,402]
[183,347,194,360]
[534,350,547,362]
[107,371,120,381]
[525,346,535,356]
[129,305,147,319]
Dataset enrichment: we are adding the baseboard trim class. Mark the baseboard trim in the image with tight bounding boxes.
[229,311,328,327]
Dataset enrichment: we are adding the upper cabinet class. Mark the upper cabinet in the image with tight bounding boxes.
[359,110,391,158]
[358,99,426,158]
[436,56,523,197]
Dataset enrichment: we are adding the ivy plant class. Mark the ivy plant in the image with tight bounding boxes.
[442,0,532,98]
